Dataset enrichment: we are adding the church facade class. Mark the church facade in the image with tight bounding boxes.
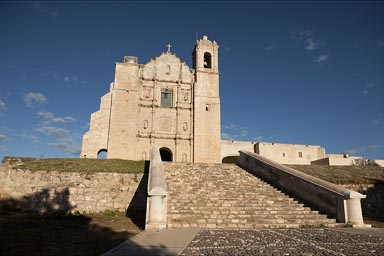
[80,36,221,163]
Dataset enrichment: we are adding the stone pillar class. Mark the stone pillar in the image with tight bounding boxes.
[344,191,371,228]
[147,194,167,229]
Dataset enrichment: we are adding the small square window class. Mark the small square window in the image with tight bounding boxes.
[282,153,286,157]
[298,152,303,158]
[161,90,173,107]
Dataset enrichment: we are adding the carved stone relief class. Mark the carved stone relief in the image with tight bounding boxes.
[160,117,171,132]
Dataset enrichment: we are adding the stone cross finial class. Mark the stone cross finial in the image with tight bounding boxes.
[166,43,172,52]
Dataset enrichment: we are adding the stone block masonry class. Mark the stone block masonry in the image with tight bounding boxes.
[0,164,147,214]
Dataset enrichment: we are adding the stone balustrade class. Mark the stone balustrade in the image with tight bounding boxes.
[145,147,168,229]
[239,151,370,228]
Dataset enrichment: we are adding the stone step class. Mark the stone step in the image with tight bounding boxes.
[168,209,322,216]
[168,215,332,223]
[167,222,338,229]
[164,163,337,229]
[168,204,309,209]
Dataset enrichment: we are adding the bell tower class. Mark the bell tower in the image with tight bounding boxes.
[192,35,221,163]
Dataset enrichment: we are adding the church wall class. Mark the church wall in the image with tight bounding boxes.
[114,63,139,90]
[193,97,221,163]
[136,53,194,162]
[80,93,112,158]
[142,60,155,80]
[137,138,151,160]
[175,140,192,162]
[154,54,181,82]
[108,63,140,159]
[221,140,257,160]
[81,37,219,163]
[195,73,220,98]
[181,63,193,84]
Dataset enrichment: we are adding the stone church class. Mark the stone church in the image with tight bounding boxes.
[80,36,221,163]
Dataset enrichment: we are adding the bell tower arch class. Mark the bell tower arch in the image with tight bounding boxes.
[192,35,221,163]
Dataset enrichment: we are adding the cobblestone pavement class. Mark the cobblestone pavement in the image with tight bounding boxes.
[181,229,384,256]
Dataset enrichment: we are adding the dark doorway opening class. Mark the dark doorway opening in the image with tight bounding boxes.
[159,148,173,162]
[222,156,239,164]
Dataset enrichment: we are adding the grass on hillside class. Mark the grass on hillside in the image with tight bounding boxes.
[5,157,147,174]
[288,165,384,185]
[0,209,143,256]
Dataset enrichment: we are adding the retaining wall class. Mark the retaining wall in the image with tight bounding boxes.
[0,160,147,214]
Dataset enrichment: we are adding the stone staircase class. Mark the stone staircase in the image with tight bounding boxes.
[164,163,337,229]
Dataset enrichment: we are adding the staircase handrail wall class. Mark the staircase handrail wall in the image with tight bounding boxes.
[239,151,370,227]
[145,146,167,229]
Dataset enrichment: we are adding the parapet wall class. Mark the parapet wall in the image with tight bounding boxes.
[0,162,147,213]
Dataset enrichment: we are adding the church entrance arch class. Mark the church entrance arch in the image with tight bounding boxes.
[159,147,173,162]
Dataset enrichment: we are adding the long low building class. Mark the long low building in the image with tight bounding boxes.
[221,140,384,167]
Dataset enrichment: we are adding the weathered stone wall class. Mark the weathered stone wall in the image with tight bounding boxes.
[0,163,147,214]
[343,183,384,219]
[221,140,257,161]
[255,142,326,165]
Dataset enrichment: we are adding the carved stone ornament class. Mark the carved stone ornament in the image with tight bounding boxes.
[160,117,171,132]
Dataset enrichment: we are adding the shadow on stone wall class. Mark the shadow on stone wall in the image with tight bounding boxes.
[126,160,150,229]
[0,187,73,214]
[0,185,175,256]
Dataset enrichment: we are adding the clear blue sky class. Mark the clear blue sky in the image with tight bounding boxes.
[0,1,383,160]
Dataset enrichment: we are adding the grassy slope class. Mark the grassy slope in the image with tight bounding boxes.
[4,157,146,174]
[0,209,142,256]
[288,165,384,185]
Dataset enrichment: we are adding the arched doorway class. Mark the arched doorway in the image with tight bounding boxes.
[222,156,239,164]
[159,147,173,162]
[97,149,107,159]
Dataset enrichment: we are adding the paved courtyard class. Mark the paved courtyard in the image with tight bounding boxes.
[181,229,384,256]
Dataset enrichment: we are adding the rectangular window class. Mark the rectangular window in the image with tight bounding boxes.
[161,90,173,107]
[298,152,303,158]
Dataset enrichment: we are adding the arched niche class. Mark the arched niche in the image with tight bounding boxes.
[203,52,212,68]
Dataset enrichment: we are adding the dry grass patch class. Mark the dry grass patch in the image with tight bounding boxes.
[288,165,384,185]
[5,157,146,174]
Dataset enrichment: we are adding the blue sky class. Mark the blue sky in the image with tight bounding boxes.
[0,1,383,160]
